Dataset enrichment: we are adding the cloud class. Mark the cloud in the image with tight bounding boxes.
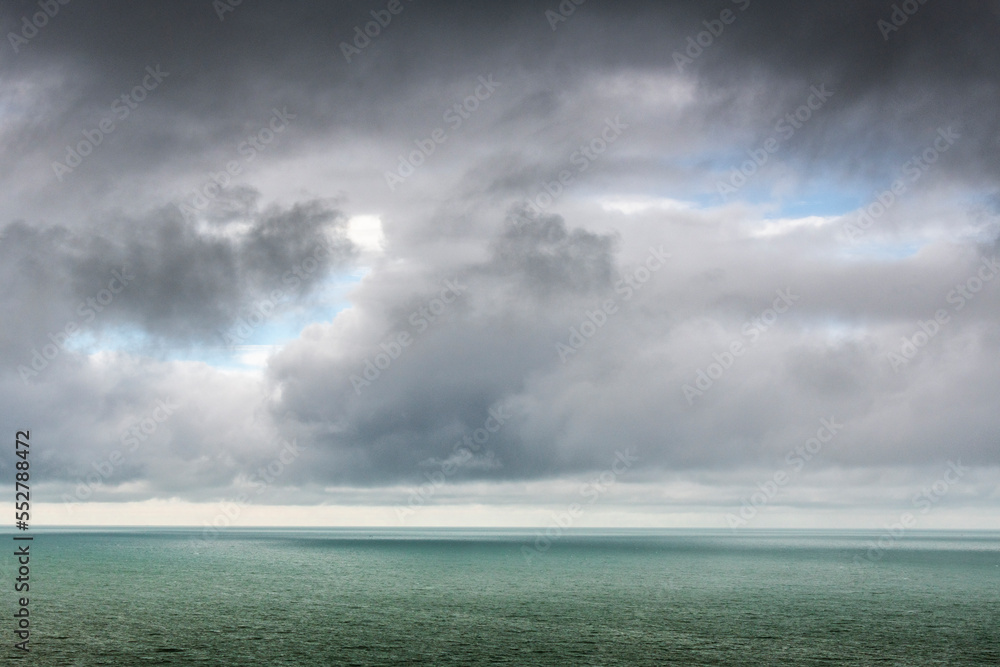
[0,195,354,363]
[0,0,998,524]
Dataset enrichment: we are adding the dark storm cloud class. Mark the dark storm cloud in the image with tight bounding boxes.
[266,212,626,483]
[485,213,619,296]
[3,0,998,209]
[266,204,1000,488]
[1,0,999,510]
[0,196,354,366]
[707,0,1000,189]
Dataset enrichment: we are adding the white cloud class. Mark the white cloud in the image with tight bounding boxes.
[599,196,695,215]
[347,214,385,253]
[746,215,837,238]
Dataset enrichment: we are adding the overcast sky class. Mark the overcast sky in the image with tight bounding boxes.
[2,0,999,529]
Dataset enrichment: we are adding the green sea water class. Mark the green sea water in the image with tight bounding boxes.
[3,529,999,665]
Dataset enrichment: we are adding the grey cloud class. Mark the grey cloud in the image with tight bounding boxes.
[0,196,354,367]
[0,0,998,518]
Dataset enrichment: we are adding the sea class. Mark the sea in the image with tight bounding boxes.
[3,528,998,665]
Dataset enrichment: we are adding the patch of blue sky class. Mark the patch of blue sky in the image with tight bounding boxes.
[654,151,854,215]
[61,323,160,355]
[230,295,351,347]
[215,270,361,357]
[62,270,362,369]
[839,241,924,262]
[768,186,865,219]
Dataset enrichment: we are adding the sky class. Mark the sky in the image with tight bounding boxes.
[1,0,999,529]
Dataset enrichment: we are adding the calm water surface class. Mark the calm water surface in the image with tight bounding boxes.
[3,528,999,665]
